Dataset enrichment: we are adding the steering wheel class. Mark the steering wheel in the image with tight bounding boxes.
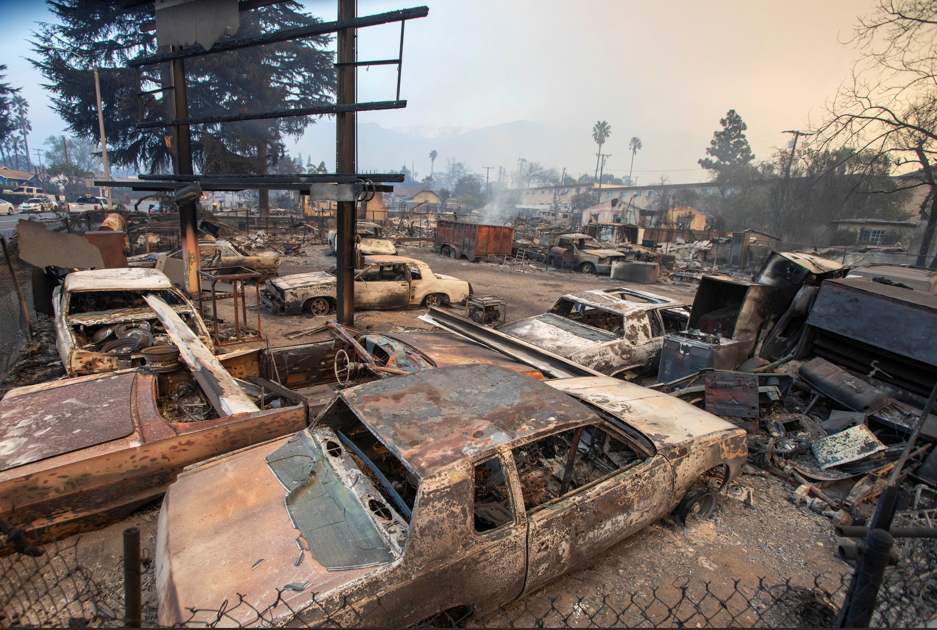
[334,349,353,387]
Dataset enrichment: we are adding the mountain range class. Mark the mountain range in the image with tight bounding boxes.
[293,120,714,186]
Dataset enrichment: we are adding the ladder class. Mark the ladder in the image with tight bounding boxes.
[500,248,527,272]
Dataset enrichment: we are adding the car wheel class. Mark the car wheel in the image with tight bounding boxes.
[448,247,458,259]
[674,486,717,525]
[580,262,596,274]
[424,294,444,308]
[307,297,330,316]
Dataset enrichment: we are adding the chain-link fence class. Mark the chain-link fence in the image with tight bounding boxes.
[0,235,35,375]
[1,523,933,629]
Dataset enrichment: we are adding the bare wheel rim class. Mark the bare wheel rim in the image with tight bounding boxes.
[448,248,457,259]
[581,262,596,274]
[425,294,442,307]
[310,298,329,316]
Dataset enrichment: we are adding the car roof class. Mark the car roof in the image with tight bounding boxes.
[64,268,174,292]
[336,364,595,476]
[364,255,424,265]
[558,288,684,315]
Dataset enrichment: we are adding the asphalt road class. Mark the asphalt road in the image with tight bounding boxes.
[0,212,59,237]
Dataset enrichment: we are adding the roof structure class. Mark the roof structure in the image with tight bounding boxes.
[0,166,38,181]
[832,219,918,227]
[338,364,595,475]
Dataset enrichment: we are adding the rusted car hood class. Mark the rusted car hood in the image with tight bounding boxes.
[358,238,397,255]
[547,376,742,448]
[500,314,614,357]
[156,434,382,626]
[269,272,335,290]
[583,249,627,258]
[0,372,138,472]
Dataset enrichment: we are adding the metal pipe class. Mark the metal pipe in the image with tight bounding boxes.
[1,236,32,342]
[837,525,937,539]
[92,66,113,210]
[336,0,356,326]
[123,527,142,628]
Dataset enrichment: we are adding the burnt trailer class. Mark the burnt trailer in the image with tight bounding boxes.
[435,219,515,262]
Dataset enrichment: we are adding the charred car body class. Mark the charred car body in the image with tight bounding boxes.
[328,221,397,256]
[155,364,746,626]
[53,268,214,377]
[498,288,689,379]
[1,312,545,550]
[262,256,471,316]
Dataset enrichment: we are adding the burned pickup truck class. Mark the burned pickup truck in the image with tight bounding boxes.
[497,288,689,379]
[262,256,471,316]
[156,364,746,626]
[328,221,397,256]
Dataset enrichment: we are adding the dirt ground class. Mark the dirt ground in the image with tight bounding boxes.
[21,243,854,626]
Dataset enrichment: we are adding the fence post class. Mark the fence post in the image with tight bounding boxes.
[836,528,895,627]
[123,527,142,628]
[0,236,33,343]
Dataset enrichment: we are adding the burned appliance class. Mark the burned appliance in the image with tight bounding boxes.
[658,330,746,383]
[658,276,775,382]
[795,277,937,398]
[465,295,506,327]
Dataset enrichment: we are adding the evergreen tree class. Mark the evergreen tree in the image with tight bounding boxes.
[33,1,336,216]
[0,65,19,160]
[699,109,755,181]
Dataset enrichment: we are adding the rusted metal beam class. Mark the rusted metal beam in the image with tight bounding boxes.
[135,99,406,129]
[169,51,200,294]
[128,7,429,67]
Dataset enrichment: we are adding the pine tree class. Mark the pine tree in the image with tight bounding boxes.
[699,109,755,181]
[0,66,19,156]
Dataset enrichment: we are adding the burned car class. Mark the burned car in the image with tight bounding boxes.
[262,256,471,316]
[498,288,688,379]
[328,221,397,256]
[1,296,306,551]
[131,240,281,281]
[547,233,629,274]
[53,268,214,377]
[155,364,746,626]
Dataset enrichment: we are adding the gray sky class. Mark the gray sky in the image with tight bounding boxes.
[0,0,877,183]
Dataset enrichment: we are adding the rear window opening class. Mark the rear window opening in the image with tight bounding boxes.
[68,289,184,315]
[316,399,419,523]
[549,299,624,334]
[512,423,646,513]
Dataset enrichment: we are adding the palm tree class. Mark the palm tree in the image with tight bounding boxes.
[12,95,30,171]
[592,121,611,180]
[628,137,642,185]
[429,150,437,178]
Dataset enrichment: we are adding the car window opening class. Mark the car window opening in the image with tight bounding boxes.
[549,299,624,334]
[661,308,688,333]
[474,457,514,533]
[408,264,422,280]
[316,401,419,523]
[68,290,183,315]
[512,424,645,512]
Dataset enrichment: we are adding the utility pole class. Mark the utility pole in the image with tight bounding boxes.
[336,0,356,325]
[596,152,610,204]
[780,130,813,237]
[483,166,492,203]
[171,47,199,293]
[62,136,71,201]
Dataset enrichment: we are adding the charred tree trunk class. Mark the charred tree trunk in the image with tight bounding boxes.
[922,188,937,268]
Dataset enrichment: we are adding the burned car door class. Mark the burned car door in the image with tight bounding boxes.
[355,264,410,310]
[515,424,673,595]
